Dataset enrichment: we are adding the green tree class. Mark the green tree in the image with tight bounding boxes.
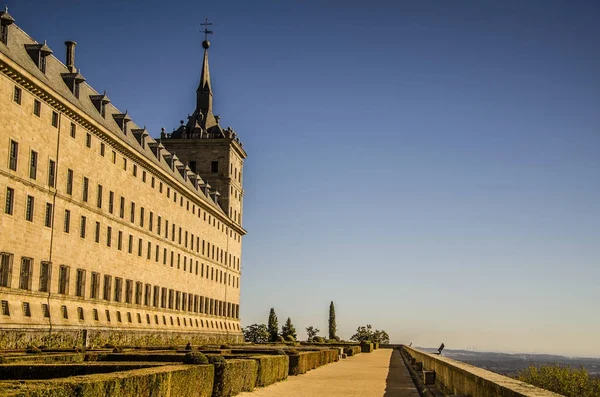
[518,364,600,397]
[242,324,269,343]
[267,308,279,342]
[281,317,297,340]
[305,326,320,341]
[372,329,390,344]
[329,301,337,340]
[350,324,390,344]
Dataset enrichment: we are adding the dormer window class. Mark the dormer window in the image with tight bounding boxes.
[0,8,15,45]
[131,128,149,149]
[61,72,85,99]
[25,42,53,74]
[90,93,110,118]
[113,113,131,135]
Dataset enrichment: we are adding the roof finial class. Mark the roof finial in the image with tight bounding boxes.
[5,6,8,12]
[200,17,213,49]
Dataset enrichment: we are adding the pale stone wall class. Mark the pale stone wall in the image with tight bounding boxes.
[0,26,244,346]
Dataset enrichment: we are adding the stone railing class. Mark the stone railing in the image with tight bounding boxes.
[401,345,562,397]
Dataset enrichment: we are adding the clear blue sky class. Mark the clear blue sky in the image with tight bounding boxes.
[8,0,599,357]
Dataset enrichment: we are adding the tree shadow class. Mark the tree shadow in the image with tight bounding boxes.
[384,349,421,397]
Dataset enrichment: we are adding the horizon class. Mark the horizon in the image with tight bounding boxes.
[6,0,599,358]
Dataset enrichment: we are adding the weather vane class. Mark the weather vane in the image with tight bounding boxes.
[200,18,213,41]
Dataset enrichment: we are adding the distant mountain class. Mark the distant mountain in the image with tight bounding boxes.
[416,347,600,377]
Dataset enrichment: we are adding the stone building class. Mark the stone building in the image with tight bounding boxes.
[0,9,246,347]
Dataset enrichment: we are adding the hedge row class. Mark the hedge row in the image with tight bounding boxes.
[360,343,374,353]
[0,364,214,397]
[0,363,159,380]
[287,349,339,376]
[344,346,361,356]
[211,359,258,397]
[226,355,289,387]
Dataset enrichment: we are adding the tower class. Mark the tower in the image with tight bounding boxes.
[160,23,247,226]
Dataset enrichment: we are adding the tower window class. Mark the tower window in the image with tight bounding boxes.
[189,161,197,173]
[29,151,37,180]
[211,161,218,173]
[33,99,41,116]
[5,187,14,215]
[52,111,59,127]
[25,195,34,222]
[13,86,21,104]
[8,140,18,171]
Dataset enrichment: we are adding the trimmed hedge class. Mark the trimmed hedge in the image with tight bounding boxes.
[360,343,374,353]
[0,364,214,397]
[249,355,288,387]
[94,353,185,362]
[287,349,339,376]
[344,346,361,356]
[211,359,258,397]
[0,363,160,380]
[373,342,380,350]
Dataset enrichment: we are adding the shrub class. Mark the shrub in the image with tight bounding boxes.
[26,346,41,354]
[274,350,287,355]
[209,355,227,365]
[518,364,600,397]
[284,335,295,342]
[276,335,285,343]
[212,359,258,397]
[183,352,209,364]
[312,336,325,343]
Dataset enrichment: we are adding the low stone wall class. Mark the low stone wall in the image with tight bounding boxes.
[402,346,563,397]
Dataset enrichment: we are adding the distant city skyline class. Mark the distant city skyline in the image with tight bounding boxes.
[7,0,599,357]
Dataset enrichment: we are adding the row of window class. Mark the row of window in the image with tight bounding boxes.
[0,253,240,318]
[3,184,241,273]
[0,299,240,331]
[11,84,242,239]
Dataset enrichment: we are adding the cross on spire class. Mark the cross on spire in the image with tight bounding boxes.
[200,18,213,41]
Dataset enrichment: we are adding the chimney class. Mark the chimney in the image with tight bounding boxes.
[65,41,77,72]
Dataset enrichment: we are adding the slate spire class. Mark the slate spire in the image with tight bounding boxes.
[196,19,213,114]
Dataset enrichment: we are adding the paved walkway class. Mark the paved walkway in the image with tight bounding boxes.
[238,349,420,397]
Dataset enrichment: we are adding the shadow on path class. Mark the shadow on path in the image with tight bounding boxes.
[384,349,421,397]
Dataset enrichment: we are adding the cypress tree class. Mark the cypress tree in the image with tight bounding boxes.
[329,301,337,340]
[267,308,279,342]
[282,317,297,340]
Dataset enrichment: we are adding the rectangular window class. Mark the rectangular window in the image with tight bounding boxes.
[119,196,125,218]
[115,277,123,302]
[105,310,111,322]
[105,192,113,215]
[153,285,159,307]
[78,307,84,320]
[33,99,41,116]
[161,287,167,308]
[147,241,151,260]
[42,304,50,317]
[90,272,100,299]
[58,265,70,295]
[64,209,70,233]
[80,216,86,238]
[1,300,8,316]
[93,308,99,320]
[112,151,116,164]
[97,185,103,208]
[70,122,76,138]
[19,257,33,290]
[25,195,34,222]
[75,269,86,297]
[128,235,133,253]
[117,231,123,250]
[82,177,89,202]
[100,143,105,157]
[9,140,18,171]
[133,164,137,177]
[23,302,31,317]
[44,203,53,227]
[39,262,51,292]
[29,151,38,179]
[106,226,112,247]
[13,86,22,104]
[86,133,91,148]
[211,161,219,173]
[103,275,112,300]
[157,216,161,234]
[61,305,68,319]
[48,159,56,187]
[52,111,59,128]
[5,187,14,215]
[66,169,73,195]
[149,212,153,231]
[168,289,174,309]
[94,221,100,243]
[140,207,144,227]
[144,284,151,306]
[142,171,146,182]
[123,157,127,171]
[135,281,142,305]
[130,202,135,223]
[138,238,142,257]
[125,279,133,304]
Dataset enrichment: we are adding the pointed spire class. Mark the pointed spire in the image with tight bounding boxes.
[196,18,214,114]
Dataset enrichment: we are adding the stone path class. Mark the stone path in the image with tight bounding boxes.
[237,349,420,397]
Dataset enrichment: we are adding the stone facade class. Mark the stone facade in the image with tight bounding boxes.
[0,11,246,348]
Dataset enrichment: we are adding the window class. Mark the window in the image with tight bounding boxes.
[19,257,32,290]
[42,303,50,318]
[103,275,112,300]
[157,216,161,234]
[211,161,219,173]
[77,307,84,320]
[128,235,133,253]
[112,150,116,163]
[58,265,70,295]
[144,284,151,306]
[135,282,142,305]
[80,216,86,238]
[153,285,159,307]
[1,253,14,287]
[9,140,18,171]
[82,177,89,202]
[39,262,51,292]
[52,111,59,127]
[66,169,73,195]
[64,209,70,233]
[5,187,14,215]
[33,99,41,116]
[93,308,99,320]
[125,279,133,304]
[1,300,9,316]
[86,133,91,148]
[133,164,137,177]
[13,86,22,104]
[95,221,100,243]
[130,202,135,223]
[105,310,111,322]
[117,231,123,250]
[108,191,114,214]
[75,269,85,297]
[119,197,125,218]
[97,185,102,208]
[70,122,76,138]
[149,212,153,231]
[142,171,146,182]
[61,305,68,319]
[114,277,123,302]
[48,160,56,187]
[29,151,37,179]
[138,238,142,257]
[140,207,144,227]
[25,195,34,222]
[106,226,112,247]
[90,272,100,299]
[45,203,53,227]
[189,160,197,173]
[123,157,127,171]
[100,143,105,157]
[117,311,122,322]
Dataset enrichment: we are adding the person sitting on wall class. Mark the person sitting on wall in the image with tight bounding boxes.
[435,343,445,355]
